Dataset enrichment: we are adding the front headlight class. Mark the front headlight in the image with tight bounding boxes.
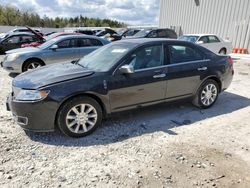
[6,54,19,61]
[15,90,50,101]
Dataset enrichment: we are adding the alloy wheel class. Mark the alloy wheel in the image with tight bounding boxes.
[66,103,98,134]
[200,84,218,106]
[27,62,42,70]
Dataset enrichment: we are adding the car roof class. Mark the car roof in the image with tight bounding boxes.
[7,32,35,36]
[53,34,104,41]
[115,38,184,45]
[183,34,217,37]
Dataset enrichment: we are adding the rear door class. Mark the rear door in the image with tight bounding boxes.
[165,43,209,99]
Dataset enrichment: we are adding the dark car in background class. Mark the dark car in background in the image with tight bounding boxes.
[0,32,44,54]
[6,39,234,138]
[128,28,177,39]
[117,28,141,38]
[0,27,44,39]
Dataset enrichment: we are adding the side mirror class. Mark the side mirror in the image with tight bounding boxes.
[50,44,58,50]
[119,64,134,74]
[197,41,204,44]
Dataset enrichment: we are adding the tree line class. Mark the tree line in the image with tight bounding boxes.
[0,5,126,28]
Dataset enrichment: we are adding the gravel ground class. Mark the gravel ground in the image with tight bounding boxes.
[0,56,250,188]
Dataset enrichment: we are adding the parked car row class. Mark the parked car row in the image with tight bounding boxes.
[0,26,232,55]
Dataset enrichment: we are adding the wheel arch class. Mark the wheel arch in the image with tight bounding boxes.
[196,76,222,94]
[54,93,107,126]
[22,57,45,72]
[219,47,227,54]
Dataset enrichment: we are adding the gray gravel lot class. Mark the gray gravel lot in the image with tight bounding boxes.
[0,55,250,187]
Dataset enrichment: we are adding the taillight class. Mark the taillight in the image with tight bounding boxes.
[227,56,233,65]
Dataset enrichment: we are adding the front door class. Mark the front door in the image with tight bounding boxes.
[42,38,78,65]
[2,36,21,51]
[165,43,209,99]
[108,44,167,112]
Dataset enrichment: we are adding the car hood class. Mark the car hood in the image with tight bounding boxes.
[13,62,94,89]
[6,47,41,54]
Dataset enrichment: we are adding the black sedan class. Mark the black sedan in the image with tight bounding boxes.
[128,28,177,39]
[0,32,43,54]
[7,39,234,138]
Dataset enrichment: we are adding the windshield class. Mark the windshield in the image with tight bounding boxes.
[78,43,135,72]
[178,35,199,43]
[133,29,152,38]
[38,38,58,49]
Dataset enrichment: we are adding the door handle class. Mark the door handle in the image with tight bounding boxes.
[153,73,166,78]
[197,67,207,71]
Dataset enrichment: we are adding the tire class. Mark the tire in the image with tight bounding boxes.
[219,48,226,55]
[57,96,103,138]
[192,79,219,109]
[23,59,44,72]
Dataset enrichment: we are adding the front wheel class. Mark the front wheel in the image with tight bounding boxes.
[57,96,103,138]
[23,60,44,72]
[193,80,219,109]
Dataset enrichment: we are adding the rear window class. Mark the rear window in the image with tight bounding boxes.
[168,45,204,64]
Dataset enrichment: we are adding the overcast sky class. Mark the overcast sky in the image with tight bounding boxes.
[0,0,160,25]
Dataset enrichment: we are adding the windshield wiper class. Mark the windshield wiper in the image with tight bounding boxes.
[71,59,85,68]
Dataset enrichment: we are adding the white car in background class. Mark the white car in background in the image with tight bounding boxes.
[179,34,232,54]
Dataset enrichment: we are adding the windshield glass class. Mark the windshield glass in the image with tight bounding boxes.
[38,38,58,49]
[78,43,135,72]
[133,29,151,38]
[178,35,199,43]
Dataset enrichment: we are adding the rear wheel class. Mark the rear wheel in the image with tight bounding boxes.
[23,59,44,72]
[193,79,219,108]
[57,96,103,138]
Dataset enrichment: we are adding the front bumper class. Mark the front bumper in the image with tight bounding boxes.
[6,94,58,132]
[2,57,22,73]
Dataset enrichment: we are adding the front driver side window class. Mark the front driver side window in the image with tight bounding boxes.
[57,39,77,48]
[5,36,20,44]
[147,30,157,38]
[128,45,163,70]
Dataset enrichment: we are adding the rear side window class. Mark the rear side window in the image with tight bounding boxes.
[78,38,103,47]
[208,35,220,43]
[168,45,204,64]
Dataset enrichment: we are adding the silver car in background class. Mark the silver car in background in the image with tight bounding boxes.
[1,35,110,73]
